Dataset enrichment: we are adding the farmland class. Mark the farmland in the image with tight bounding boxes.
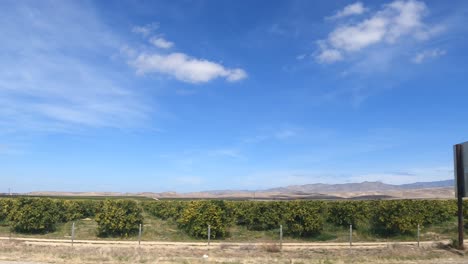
[0,197,467,243]
[1,197,468,263]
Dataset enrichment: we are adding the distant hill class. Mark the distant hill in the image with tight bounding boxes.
[265,179,454,194]
[25,179,455,200]
[399,179,453,189]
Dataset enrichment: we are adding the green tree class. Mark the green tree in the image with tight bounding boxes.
[8,198,60,233]
[326,201,371,229]
[370,200,425,235]
[177,200,231,238]
[143,200,186,220]
[244,201,286,231]
[283,201,325,237]
[0,199,15,223]
[95,200,143,237]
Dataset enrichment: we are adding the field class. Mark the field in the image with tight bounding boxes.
[0,197,467,243]
[0,195,154,201]
[1,197,468,263]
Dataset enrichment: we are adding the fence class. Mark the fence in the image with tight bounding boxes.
[0,218,463,249]
[0,198,466,249]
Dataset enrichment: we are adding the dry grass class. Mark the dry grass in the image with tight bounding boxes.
[0,240,467,264]
[261,242,281,253]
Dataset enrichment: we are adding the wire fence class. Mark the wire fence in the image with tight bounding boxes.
[0,217,465,248]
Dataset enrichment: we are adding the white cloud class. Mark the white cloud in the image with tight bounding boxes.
[128,23,247,84]
[412,48,446,63]
[316,49,343,63]
[328,2,368,20]
[149,36,174,49]
[131,52,247,83]
[317,0,443,64]
[132,22,159,37]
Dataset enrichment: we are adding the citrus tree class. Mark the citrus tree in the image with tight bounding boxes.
[283,201,325,237]
[177,200,231,238]
[8,198,60,233]
[95,200,143,237]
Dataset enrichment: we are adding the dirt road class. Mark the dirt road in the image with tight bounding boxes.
[0,237,466,263]
[0,236,459,249]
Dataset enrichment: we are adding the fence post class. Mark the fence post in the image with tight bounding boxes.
[417,224,420,247]
[138,223,142,246]
[349,225,352,247]
[279,224,283,250]
[207,224,211,246]
[71,222,75,247]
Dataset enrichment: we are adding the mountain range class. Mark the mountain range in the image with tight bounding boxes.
[25,179,455,200]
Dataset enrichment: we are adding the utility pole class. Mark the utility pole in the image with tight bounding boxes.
[454,143,466,250]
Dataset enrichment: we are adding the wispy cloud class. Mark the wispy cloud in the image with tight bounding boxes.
[149,36,174,49]
[316,49,343,63]
[208,148,244,159]
[0,1,150,132]
[233,166,452,189]
[316,0,444,64]
[127,23,247,84]
[242,126,302,144]
[327,2,368,20]
[349,166,453,185]
[412,48,446,63]
[132,22,159,37]
[296,54,307,60]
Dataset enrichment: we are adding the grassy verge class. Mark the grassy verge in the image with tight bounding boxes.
[1,240,467,264]
[1,214,466,243]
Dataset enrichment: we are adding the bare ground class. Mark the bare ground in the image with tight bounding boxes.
[0,239,467,264]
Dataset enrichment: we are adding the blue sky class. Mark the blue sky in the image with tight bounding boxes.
[1,0,468,193]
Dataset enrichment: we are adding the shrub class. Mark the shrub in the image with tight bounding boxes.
[283,201,325,237]
[177,200,230,238]
[95,200,143,237]
[244,202,286,231]
[370,200,425,235]
[144,200,186,220]
[54,200,84,222]
[226,201,252,226]
[8,198,60,233]
[326,201,371,229]
[0,199,15,223]
[420,200,456,225]
[76,200,99,218]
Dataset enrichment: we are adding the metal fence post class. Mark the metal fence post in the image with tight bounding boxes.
[71,222,75,247]
[138,223,142,246]
[349,224,352,247]
[279,224,283,250]
[207,224,211,246]
[417,224,420,247]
